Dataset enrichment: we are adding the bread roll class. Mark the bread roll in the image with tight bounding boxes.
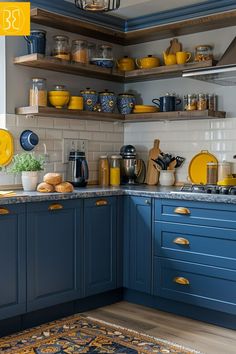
[43,173,62,186]
[37,182,55,193]
[55,182,74,193]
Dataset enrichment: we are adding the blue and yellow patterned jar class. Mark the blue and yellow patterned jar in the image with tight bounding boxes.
[80,88,98,111]
[99,90,117,113]
[117,93,135,114]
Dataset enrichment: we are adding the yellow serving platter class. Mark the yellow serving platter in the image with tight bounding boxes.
[133,105,159,113]
[188,150,218,184]
[0,129,14,167]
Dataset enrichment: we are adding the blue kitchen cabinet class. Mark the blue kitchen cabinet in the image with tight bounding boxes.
[0,204,26,320]
[124,196,152,294]
[27,200,83,311]
[84,197,117,296]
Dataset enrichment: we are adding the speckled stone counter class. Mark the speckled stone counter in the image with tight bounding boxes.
[1,185,236,204]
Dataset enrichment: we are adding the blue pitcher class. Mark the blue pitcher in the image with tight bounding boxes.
[117,94,135,114]
[24,30,46,55]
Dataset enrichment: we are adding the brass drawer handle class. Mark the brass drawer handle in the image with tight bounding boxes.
[96,199,108,206]
[173,277,190,285]
[174,207,191,215]
[173,237,190,246]
[0,207,10,215]
[48,203,63,211]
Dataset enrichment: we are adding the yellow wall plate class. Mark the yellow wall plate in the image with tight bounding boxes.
[0,129,14,167]
[188,150,218,184]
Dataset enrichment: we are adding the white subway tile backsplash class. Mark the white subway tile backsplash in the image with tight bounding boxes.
[16,115,37,127]
[45,129,62,139]
[62,130,80,139]
[54,118,70,129]
[38,117,54,128]
[86,120,100,131]
[69,119,86,130]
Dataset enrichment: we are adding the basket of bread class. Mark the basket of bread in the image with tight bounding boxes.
[37,173,74,193]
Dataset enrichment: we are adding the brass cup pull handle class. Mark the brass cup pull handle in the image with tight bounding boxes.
[0,207,10,215]
[173,277,190,285]
[173,237,190,245]
[96,199,108,206]
[48,203,63,211]
[174,207,191,215]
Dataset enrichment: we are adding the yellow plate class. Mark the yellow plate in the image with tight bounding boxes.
[188,150,218,184]
[217,177,236,186]
[0,129,14,167]
[133,105,159,113]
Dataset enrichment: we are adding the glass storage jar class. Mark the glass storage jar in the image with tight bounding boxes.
[110,155,121,186]
[52,35,70,61]
[29,78,47,106]
[195,45,213,62]
[207,162,218,184]
[197,93,207,111]
[98,155,109,186]
[98,44,113,59]
[71,40,88,64]
[186,94,197,111]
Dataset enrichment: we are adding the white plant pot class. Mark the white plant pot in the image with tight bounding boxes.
[159,170,175,186]
[21,171,38,191]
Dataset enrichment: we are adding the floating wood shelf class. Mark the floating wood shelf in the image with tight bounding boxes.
[14,55,215,83]
[14,54,124,82]
[15,106,226,123]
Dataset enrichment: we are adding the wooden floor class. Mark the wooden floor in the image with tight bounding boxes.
[85,301,236,354]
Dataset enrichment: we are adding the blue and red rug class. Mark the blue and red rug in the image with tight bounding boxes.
[0,314,201,353]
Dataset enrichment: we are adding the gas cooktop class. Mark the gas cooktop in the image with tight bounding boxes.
[179,184,236,195]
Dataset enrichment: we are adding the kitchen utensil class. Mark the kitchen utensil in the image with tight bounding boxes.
[176,51,192,64]
[80,88,98,111]
[99,90,116,113]
[20,130,39,151]
[175,156,185,168]
[133,105,159,113]
[168,159,177,170]
[146,139,160,185]
[116,56,135,71]
[66,150,89,187]
[135,55,160,69]
[0,129,14,166]
[152,94,181,112]
[117,94,135,114]
[24,29,46,55]
[188,150,218,184]
[169,38,182,54]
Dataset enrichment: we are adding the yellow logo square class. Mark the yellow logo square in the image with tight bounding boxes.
[0,2,30,36]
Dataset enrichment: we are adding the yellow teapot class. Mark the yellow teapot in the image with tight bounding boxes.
[135,55,160,69]
[117,56,135,71]
[163,51,177,66]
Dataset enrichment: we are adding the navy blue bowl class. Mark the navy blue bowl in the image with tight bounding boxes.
[90,58,114,68]
[20,130,39,151]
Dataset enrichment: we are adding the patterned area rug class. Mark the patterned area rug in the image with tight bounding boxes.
[0,314,202,353]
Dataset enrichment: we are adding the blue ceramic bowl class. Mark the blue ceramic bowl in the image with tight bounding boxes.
[20,130,39,151]
[90,58,114,68]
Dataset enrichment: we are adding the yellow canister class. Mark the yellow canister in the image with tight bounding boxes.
[68,96,83,110]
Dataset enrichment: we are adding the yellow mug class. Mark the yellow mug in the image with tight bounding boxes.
[176,51,192,64]
[68,96,83,110]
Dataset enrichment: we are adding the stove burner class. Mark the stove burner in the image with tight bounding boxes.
[180,184,236,195]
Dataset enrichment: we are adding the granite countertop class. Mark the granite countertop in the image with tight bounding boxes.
[1,185,236,205]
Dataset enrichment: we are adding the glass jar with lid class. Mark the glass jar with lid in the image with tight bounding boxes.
[197,93,207,111]
[98,155,109,186]
[110,155,121,186]
[194,45,213,62]
[29,78,47,107]
[186,94,197,111]
[98,44,113,59]
[52,35,70,61]
[71,40,88,64]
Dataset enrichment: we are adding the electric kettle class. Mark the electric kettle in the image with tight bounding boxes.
[66,150,89,187]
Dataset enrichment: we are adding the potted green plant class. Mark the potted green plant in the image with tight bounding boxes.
[9,152,44,191]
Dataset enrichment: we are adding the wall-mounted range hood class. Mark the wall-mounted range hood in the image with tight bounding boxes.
[182,37,236,86]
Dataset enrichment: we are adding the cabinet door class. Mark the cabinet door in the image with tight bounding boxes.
[125,196,152,294]
[84,197,117,296]
[27,200,83,311]
[0,204,26,320]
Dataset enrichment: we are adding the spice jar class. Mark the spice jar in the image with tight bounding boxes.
[195,45,213,62]
[52,35,70,61]
[197,93,207,111]
[29,78,47,106]
[98,155,109,186]
[110,155,121,186]
[98,44,113,59]
[207,162,218,184]
[207,94,217,111]
[71,40,88,64]
[186,94,197,111]
[218,161,231,182]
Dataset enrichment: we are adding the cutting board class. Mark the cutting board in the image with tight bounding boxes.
[169,38,182,54]
[145,139,160,185]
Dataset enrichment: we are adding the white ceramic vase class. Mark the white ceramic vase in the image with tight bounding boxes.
[159,170,175,186]
[21,171,38,191]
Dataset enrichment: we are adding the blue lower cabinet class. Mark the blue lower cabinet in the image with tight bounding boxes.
[124,196,152,294]
[154,257,236,314]
[0,204,26,320]
[84,197,117,296]
[27,200,83,311]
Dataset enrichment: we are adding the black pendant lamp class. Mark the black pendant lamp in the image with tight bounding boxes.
[75,0,120,12]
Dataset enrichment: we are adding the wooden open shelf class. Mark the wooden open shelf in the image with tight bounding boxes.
[14,55,215,83]
[15,106,226,123]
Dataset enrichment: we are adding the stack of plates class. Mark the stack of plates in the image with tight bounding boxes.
[133,105,159,113]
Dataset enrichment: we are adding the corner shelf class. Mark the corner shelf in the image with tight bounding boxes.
[14,54,214,83]
[15,106,226,123]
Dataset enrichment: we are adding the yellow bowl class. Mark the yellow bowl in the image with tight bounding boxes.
[68,96,83,110]
[48,94,70,108]
[48,90,70,96]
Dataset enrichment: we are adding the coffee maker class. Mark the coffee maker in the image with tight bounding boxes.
[120,145,146,184]
[66,150,89,187]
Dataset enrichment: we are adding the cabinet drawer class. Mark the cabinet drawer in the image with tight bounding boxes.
[155,199,236,228]
[0,204,25,215]
[154,222,236,269]
[154,258,236,314]
[27,199,82,212]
